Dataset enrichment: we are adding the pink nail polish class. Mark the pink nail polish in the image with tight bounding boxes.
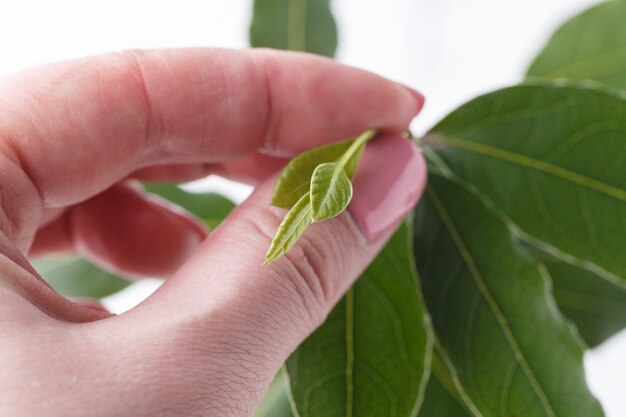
[349,135,427,241]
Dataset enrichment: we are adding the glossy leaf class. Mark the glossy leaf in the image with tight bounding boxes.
[547,260,626,348]
[249,0,338,57]
[427,83,626,283]
[310,162,353,221]
[254,372,294,417]
[144,184,235,228]
[413,174,603,417]
[272,139,355,208]
[265,193,312,264]
[32,257,131,299]
[527,0,626,91]
[286,223,432,417]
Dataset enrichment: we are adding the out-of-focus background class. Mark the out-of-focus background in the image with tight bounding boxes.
[0,1,624,415]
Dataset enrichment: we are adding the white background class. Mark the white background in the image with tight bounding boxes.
[1,1,624,415]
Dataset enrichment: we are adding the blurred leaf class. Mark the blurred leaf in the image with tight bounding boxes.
[144,183,235,228]
[265,193,312,264]
[527,0,626,91]
[250,0,338,57]
[32,257,131,299]
[286,223,432,417]
[546,260,626,348]
[254,372,294,417]
[427,83,626,283]
[272,139,355,208]
[413,174,603,417]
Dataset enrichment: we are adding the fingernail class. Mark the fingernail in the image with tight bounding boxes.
[349,135,427,241]
[402,85,426,114]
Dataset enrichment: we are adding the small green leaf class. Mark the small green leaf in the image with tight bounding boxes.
[32,257,131,299]
[265,193,313,264]
[249,0,338,57]
[272,139,355,208]
[310,162,353,222]
[286,223,432,417]
[413,174,603,417]
[309,129,376,221]
[527,0,626,91]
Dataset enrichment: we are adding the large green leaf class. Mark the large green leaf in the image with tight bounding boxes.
[32,257,131,299]
[249,0,338,57]
[426,83,626,283]
[547,260,626,348]
[144,184,235,228]
[413,174,603,417]
[527,0,626,91]
[286,223,432,417]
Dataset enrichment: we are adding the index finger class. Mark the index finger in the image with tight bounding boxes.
[0,48,422,246]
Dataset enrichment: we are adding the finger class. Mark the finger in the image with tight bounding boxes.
[29,182,207,278]
[101,135,426,414]
[131,153,288,185]
[0,48,422,248]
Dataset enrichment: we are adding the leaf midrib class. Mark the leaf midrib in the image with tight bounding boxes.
[287,0,308,51]
[433,134,626,202]
[427,186,557,417]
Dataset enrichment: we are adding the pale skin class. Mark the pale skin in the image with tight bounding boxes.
[0,48,426,416]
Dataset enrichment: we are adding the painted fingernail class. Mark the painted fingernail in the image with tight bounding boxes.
[402,85,426,113]
[349,134,427,241]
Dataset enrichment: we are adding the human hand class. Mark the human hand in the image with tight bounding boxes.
[0,48,426,416]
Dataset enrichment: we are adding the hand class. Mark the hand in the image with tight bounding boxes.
[0,48,426,416]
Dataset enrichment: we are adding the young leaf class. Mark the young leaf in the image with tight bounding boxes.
[309,129,377,221]
[285,223,433,417]
[249,0,338,58]
[272,139,356,208]
[427,83,626,284]
[310,162,353,221]
[265,193,313,264]
[527,0,626,91]
[32,257,131,299]
[414,174,603,417]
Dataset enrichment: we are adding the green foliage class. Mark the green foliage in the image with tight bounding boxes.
[286,223,432,417]
[32,257,131,299]
[426,83,626,284]
[528,0,626,91]
[272,139,356,208]
[250,0,338,57]
[249,1,626,415]
[264,193,313,264]
[266,130,376,263]
[414,174,603,417]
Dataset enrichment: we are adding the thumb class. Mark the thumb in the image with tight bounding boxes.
[106,134,426,414]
